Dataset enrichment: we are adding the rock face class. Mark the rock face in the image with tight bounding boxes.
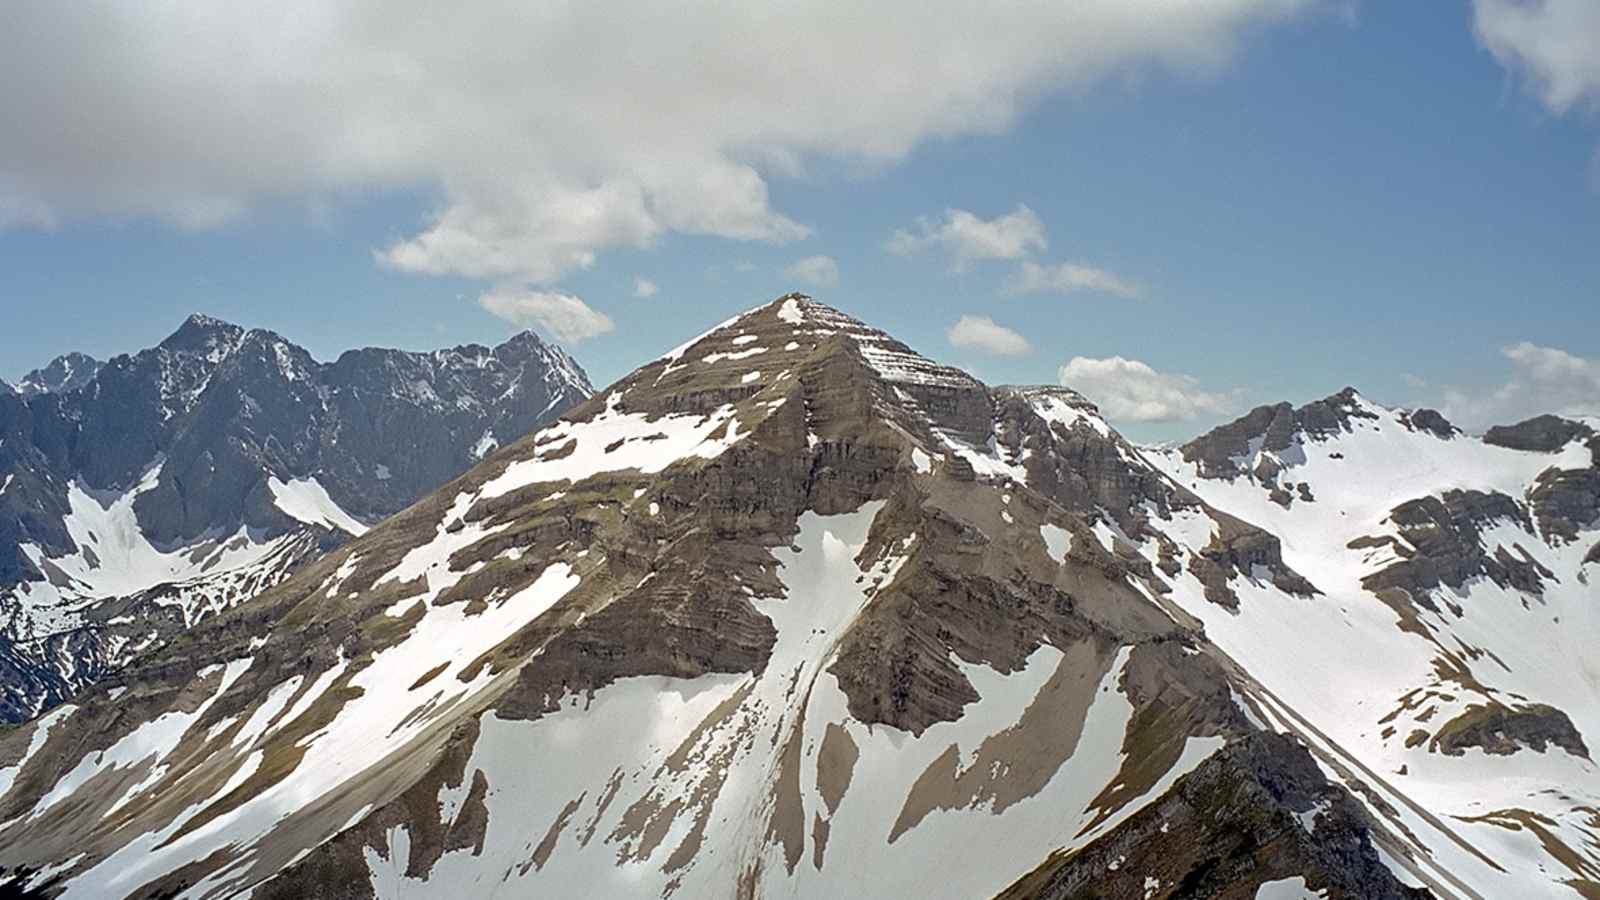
[1428,703,1588,759]
[0,316,591,722]
[1528,466,1600,543]
[997,733,1429,900]
[1146,385,1600,899]
[15,353,103,398]
[1178,387,1378,481]
[1399,408,1458,440]
[0,295,1595,899]
[1363,490,1551,598]
[1483,415,1593,453]
[0,296,1424,900]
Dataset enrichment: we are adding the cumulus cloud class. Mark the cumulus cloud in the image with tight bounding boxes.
[947,315,1032,356]
[1008,260,1141,299]
[1442,342,1600,431]
[1474,0,1600,114]
[886,205,1048,268]
[633,277,659,298]
[1474,0,1600,189]
[477,288,614,343]
[0,2,1322,282]
[1059,356,1234,422]
[782,255,840,287]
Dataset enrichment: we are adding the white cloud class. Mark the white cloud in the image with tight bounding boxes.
[1473,0,1600,114]
[1008,260,1141,299]
[477,287,614,343]
[886,205,1048,268]
[1059,356,1234,422]
[1442,342,1600,431]
[0,2,1322,282]
[782,254,839,287]
[947,315,1032,356]
[633,277,659,298]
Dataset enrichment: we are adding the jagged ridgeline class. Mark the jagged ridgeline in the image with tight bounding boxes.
[0,317,592,723]
[0,295,1596,899]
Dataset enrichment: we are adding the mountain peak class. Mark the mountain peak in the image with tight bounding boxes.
[16,351,103,397]
[658,293,979,394]
[1178,386,1386,479]
[159,312,247,355]
[495,328,550,352]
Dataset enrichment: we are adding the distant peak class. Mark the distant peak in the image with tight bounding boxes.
[160,312,246,354]
[496,329,550,352]
[183,313,235,331]
[17,351,105,397]
[1483,414,1594,453]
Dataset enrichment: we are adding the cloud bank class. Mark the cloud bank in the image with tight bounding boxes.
[478,288,615,343]
[0,1,1321,286]
[1009,261,1141,299]
[947,315,1032,356]
[783,255,840,288]
[1443,342,1600,431]
[886,206,1048,268]
[1060,356,1235,422]
[1473,0,1600,114]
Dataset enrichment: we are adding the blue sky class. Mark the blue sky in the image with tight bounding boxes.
[2,2,1596,441]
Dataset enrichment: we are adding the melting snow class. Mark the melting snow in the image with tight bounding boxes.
[1040,524,1071,564]
[478,397,752,500]
[268,476,368,536]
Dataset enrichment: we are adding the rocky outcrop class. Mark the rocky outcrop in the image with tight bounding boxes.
[1399,408,1457,439]
[1188,511,1317,609]
[15,352,103,398]
[6,296,1582,899]
[1363,490,1551,600]
[1483,415,1594,453]
[1180,388,1379,480]
[0,315,592,723]
[1429,703,1589,759]
[1528,466,1600,543]
[995,732,1431,900]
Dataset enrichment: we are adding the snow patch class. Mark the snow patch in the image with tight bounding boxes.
[268,476,368,536]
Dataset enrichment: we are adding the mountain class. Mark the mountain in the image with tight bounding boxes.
[16,353,104,398]
[0,295,1593,898]
[0,316,592,722]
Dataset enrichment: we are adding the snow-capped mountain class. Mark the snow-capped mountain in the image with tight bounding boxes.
[0,316,592,722]
[0,295,1593,898]
[15,353,104,398]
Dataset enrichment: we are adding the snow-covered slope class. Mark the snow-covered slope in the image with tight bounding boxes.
[1141,392,1600,898]
[0,316,592,722]
[0,296,1443,899]
[15,353,104,398]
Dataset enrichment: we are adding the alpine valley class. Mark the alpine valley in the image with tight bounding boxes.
[0,317,592,724]
[0,295,1596,899]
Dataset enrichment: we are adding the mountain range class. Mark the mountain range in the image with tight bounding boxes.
[0,316,592,722]
[0,295,1596,898]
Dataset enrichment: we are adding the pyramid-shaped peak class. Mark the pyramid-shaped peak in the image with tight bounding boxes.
[17,351,104,397]
[657,292,978,394]
[159,312,247,355]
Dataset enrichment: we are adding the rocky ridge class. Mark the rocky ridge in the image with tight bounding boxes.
[0,296,1595,898]
[0,317,591,721]
[0,295,1435,899]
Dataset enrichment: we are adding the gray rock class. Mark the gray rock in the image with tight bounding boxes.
[15,352,104,397]
[1483,414,1594,453]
